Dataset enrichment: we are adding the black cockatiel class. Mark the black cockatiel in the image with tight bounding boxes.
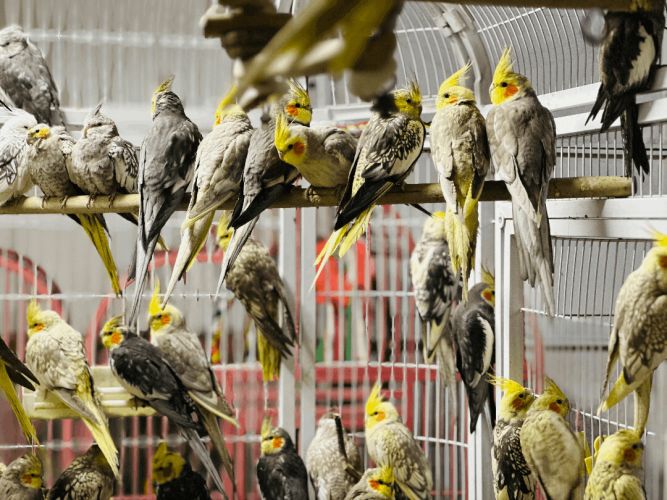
[587,6,665,178]
[256,426,309,500]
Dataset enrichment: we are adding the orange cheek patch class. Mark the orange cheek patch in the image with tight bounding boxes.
[111,331,122,345]
[448,97,458,104]
[549,402,560,413]
[286,105,298,117]
[504,85,519,98]
[659,255,667,268]
[161,315,171,325]
[369,480,379,490]
[624,449,637,462]
[293,142,305,155]
[33,324,44,332]
[272,437,283,449]
[375,411,385,422]
[511,398,524,410]
[21,474,31,484]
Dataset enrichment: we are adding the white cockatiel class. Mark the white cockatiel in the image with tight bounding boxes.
[0,112,37,206]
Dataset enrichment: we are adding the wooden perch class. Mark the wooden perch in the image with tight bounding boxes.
[0,176,631,215]
[417,0,660,10]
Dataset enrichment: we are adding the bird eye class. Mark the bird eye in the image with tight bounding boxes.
[632,443,641,450]
[443,93,450,98]
[556,399,563,405]
[501,82,508,88]
[287,144,293,150]
[518,393,525,399]
[406,98,412,104]
[294,103,301,108]
[492,291,495,296]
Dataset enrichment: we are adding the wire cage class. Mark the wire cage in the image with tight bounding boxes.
[0,0,666,499]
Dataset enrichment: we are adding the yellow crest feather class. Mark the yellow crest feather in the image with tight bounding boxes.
[432,211,446,220]
[439,62,471,90]
[154,442,169,462]
[274,113,292,151]
[378,465,394,484]
[214,85,244,125]
[365,382,384,415]
[149,280,162,316]
[153,75,175,96]
[102,315,124,333]
[653,230,667,248]
[488,375,525,395]
[481,266,495,289]
[27,300,41,325]
[407,79,422,103]
[286,78,309,105]
[493,48,514,84]
[544,376,567,400]
[261,415,273,438]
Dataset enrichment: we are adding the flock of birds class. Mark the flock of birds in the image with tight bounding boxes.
[0,1,662,498]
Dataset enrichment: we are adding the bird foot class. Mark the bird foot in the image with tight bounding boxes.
[107,191,117,208]
[59,196,70,209]
[305,185,319,203]
[86,195,96,209]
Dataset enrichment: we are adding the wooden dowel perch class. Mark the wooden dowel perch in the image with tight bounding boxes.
[417,0,661,10]
[0,176,631,215]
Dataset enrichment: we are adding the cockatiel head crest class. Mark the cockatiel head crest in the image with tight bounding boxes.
[490,48,532,105]
[365,382,400,430]
[436,62,476,109]
[649,230,667,272]
[26,300,61,336]
[392,80,422,120]
[214,85,246,126]
[489,375,535,419]
[216,211,234,251]
[280,79,312,126]
[596,429,644,469]
[151,75,175,114]
[274,113,307,166]
[148,280,184,334]
[531,376,570,417]
[152,442,185,485]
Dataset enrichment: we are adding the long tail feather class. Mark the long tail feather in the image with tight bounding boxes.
[201,410,235,487]
[598,372,634,414]
[257,331,282,382]
[427,318,457,413]
[312,227,348,291]
[0,364,38,445]
[78,214,121,295]
[128,236,159,325]
[216,217,257,296]
[633,375,653,436]
[84,415,120,478]
[190,391,239,428]
[339,207,374,257]
[182,426,227,498]
[164,212,216,306]
[622,101,650,178]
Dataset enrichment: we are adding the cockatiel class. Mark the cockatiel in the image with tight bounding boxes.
[452,270,496,434]
[256,425,309,500]
[587,6,664,178]
[24,124,121,295]
[598,231,667,436]
[344,466,395,500]
[163,97,253,305]
[0,453,44,500]
[306,412,363,499]
[487,48,556,316]
[489,376,536,500]
[364,382,432,500]
[315,81,426,283]
[47,445,115,500]
[0,112,38,206]
[0,335,40,444]
[0,25,64,125]
[217,212,297,382]
[25,301,119,478]
[409,211,460,393]
[430,63,490,298]
[584,429,645,500]
[100,317,227,497]
[217,80,311,290]
[69,102,139,203]
[520,377,584,500]
[152,442,211,500]
[274,112,357,189]
[148,282,237,484]
[128,76,202,325]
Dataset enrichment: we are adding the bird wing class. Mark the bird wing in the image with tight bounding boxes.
[454,300,495,388]
[0,132,23,193]
[160,331,213,394]
[322,128,358,166]
[109,137,139,193]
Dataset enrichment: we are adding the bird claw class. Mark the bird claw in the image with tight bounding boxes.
[59,196,69,209]
[86,195,96,209]
[107,192,117,208]
[305,185,318,202]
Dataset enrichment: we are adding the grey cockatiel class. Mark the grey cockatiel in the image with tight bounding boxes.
[430,63,490,299]
[70,102,138,202]
[216,80,312,290]
[0,25,64,125]
[452,274,496,434]
[217,212,297,382]
[0,112,37,206]
[273,112,357,189]
[487,48,556,316]
[127,76,202,325]
[163,100,253,305]
[409,212,460,395]
[147,283,238,487]
[24,123,121,295]
[306,412,363,499]
[0,453,44,500]
[47,445,115,500]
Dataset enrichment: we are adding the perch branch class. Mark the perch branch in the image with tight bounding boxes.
[0,176,631,215]
[415,0,660,10]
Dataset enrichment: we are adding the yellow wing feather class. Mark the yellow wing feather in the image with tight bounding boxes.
[0,363,38,445]
[78,215,121,296]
